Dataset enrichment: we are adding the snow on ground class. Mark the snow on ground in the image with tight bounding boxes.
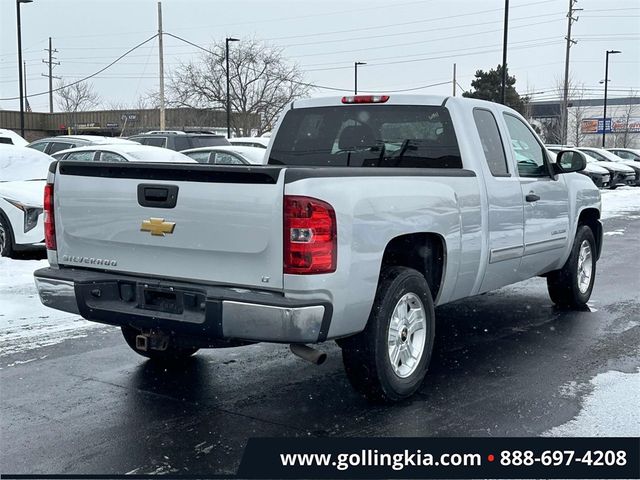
[0,257,110,360]
[545,370,640,437]
[600,187,640,220]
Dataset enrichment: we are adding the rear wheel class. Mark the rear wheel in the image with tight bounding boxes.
[547,225,596,308]
[341,267,435,402]
[0,213,15,258]
[121,326,199,362]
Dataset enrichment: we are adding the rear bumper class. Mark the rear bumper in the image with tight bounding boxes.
[34,267,332,344]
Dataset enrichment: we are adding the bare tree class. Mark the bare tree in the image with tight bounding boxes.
[168,39,311,136]
[566,83,589,147]
[609,90,639,147]
[55,79,101,113]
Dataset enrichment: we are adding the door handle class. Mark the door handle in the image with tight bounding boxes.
[525,193,540,202]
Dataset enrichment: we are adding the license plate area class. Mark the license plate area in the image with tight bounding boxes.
[142,287,181,314]
[132,283,206,317]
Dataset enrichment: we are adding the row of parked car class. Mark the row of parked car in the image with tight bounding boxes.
[547,145,640,189]
[0,130,271,257]
[1,126,638,258]
[25,131,269,165]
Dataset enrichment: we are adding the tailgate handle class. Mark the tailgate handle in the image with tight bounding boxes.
[137,184,179,208]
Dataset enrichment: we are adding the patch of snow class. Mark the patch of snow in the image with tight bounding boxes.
[545,370,640,437]
[0,257,108,357]
[600,188,640,220]
[603,229,624,236]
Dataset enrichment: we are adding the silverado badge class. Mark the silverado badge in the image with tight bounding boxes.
[140,218,176,236]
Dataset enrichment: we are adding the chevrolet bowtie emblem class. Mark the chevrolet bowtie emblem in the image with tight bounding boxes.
[140,218,176,236]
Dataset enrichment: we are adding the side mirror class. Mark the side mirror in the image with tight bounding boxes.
[553,150,587,174]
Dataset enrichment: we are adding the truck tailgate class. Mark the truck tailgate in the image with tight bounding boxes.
[53,162,285,289]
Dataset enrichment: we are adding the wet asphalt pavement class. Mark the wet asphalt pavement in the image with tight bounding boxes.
[1,215,639,475]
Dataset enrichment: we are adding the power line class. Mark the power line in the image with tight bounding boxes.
[0,34,158,101]
[276,11,563,50]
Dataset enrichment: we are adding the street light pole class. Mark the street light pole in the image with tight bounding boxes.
[16,0,33,138]
[354,62,366,95]
[602,49,621,148]
[225,37,239,139]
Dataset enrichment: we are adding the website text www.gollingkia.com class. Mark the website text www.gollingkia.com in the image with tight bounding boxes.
[280,449,482,471]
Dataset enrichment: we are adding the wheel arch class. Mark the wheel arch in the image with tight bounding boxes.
[577,207,602,260]
[379,232,446,303]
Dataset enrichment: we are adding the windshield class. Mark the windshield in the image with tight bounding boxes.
[269,105,462,168]
[0,145,53,182]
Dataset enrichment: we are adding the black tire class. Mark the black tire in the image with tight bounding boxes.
[0,212,15,258]
[121,326,199,362]
[609,183,618,190]
[546,225,597,308]
[341,267,435,403]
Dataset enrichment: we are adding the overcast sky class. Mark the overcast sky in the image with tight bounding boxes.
[0,0,638,112]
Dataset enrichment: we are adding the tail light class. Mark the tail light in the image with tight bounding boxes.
[44,183,56,250]
[342,95,389,104]
[284,196,336,274]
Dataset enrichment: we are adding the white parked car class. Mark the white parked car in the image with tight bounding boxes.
[228,136,270,149]
[51,144,196,163]
[27,135,139,156]
[607,148,640,162]
[578,147,639,187]
[0,145,53,256]
[181,145,266,165]
[0,129,29,147]
[547,147,611,188]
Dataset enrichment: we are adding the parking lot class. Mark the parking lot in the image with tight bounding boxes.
[1,188,638,475]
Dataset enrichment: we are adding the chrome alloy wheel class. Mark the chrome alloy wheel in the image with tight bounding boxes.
[387,292,427,378]
[577,240,593,294]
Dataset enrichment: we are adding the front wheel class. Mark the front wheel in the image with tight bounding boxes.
[0,214,15,258]
[341,267,435,402]
[121,326,199,362]
[547,225,597,308]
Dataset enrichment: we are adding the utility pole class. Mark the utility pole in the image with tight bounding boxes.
[157,1,165,130]
[561,0,581,145]
[23,61,27,108]
[452,63,457,96]
[42,37,60,113]
[500,0,509,104]
[354,61,366,95]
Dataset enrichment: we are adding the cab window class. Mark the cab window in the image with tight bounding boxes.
[502,113,548,177]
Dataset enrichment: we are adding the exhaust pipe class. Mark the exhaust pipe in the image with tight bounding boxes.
[290,343,327,365]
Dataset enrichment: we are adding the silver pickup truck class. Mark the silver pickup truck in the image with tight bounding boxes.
[34,95,602,402]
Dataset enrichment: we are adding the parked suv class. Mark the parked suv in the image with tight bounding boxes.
[128,131,230,151]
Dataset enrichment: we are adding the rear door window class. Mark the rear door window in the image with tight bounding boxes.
[28,142,48,152]
[173,136,191,151]
[49,142,76,154]
[98,151,127,162]
[190,136,229,147]
[212,152,245,165]
[269,105,462,168]
[184,151,212,163]
[63,151,97,162]
[136,137,167,147]
[473,109,509,176]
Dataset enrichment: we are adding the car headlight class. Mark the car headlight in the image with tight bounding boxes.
[4,198,43,233]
